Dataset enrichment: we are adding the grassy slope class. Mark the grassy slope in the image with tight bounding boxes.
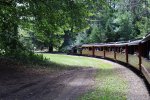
[43,54,127,100]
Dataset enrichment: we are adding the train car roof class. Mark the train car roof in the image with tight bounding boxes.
[82,42,128,47]
[115,43,128,46]
[128,40,141,46]
[82,43,117,47]
[141,33,150,43]
[81,37,145,47]
[82,43,104,47]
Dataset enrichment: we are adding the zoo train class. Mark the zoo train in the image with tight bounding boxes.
[72,34,150,85]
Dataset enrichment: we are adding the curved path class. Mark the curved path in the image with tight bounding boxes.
[110,61,150,100]
[0,59,149,100]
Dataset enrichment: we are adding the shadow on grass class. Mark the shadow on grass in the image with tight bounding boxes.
[0,59,128,100]
[0,55,90,74]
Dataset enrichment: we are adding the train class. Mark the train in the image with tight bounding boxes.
[71,34,150,85]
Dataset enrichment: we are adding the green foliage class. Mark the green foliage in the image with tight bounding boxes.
[76,0,150,44]
[0,0,92,54]
[113,12,138,41]
[83,25,106,43]
[0,0,150,54]
[0,50,50,66]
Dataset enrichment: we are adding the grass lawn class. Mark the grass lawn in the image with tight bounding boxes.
[43,53,111,69]
[79,69,127,100]
[42,53,127,100]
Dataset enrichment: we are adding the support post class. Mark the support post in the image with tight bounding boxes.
[138,43,142,71]
[92,46,95,57]
[125,45,128,63]
[114,46,116,60]
[81,47,83,55]
[104,47,105,58]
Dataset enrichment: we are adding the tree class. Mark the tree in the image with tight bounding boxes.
[0,0,91,54]
[75,0,149,45]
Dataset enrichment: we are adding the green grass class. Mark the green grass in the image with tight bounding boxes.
[79,69,127,100]
[42,53,128,100]
[42,53,111,69]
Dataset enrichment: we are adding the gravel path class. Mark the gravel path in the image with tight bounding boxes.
[0,59,149,100]
[105,60,150,100]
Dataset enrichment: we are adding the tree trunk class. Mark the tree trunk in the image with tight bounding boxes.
[48,43,53,52]
[60,30,72,50]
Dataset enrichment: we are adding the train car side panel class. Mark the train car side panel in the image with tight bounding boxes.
[82,48,88,55]
[128,54,140,70]
[128,45,140,70]
[116,46,126,63]
[95,50,104,57]
[105,47,114,59]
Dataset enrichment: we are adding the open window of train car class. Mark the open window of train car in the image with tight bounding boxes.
[77,47,82,55]
[101,47,104,51]
[128,45,139,55]
[121,46,126,54]
[95,47,101,51]
[141,40,150,60]
[73,47,77,54]
[95,47,98,51]
[116,47,121,53]
[141,35,150,84]
[89,47,92,51]
[110,47,114,51]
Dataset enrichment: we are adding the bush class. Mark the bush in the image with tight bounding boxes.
[0,49,50,66]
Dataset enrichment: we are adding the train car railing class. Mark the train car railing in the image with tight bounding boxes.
[116,53,126,63]
[105,51,114,59]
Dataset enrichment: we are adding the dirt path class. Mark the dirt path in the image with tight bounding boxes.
[112,62,150,100]
[102,59,150,100]
[0,68,96,100]
[0,59,149,100]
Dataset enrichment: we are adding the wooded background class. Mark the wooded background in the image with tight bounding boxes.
[0,0,150,54]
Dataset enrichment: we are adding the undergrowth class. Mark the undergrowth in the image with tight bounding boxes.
[0,52,82,70]
[0,51,50,66]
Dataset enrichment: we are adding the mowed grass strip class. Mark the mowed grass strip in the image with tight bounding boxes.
[42,53,111,69]
[79,69,127,100]
[42,53,127,100]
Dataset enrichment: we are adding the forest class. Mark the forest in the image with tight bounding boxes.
[0,0,150,58]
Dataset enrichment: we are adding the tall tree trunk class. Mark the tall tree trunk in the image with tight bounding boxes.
[60,30,72,50]
[48,43,53,52]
